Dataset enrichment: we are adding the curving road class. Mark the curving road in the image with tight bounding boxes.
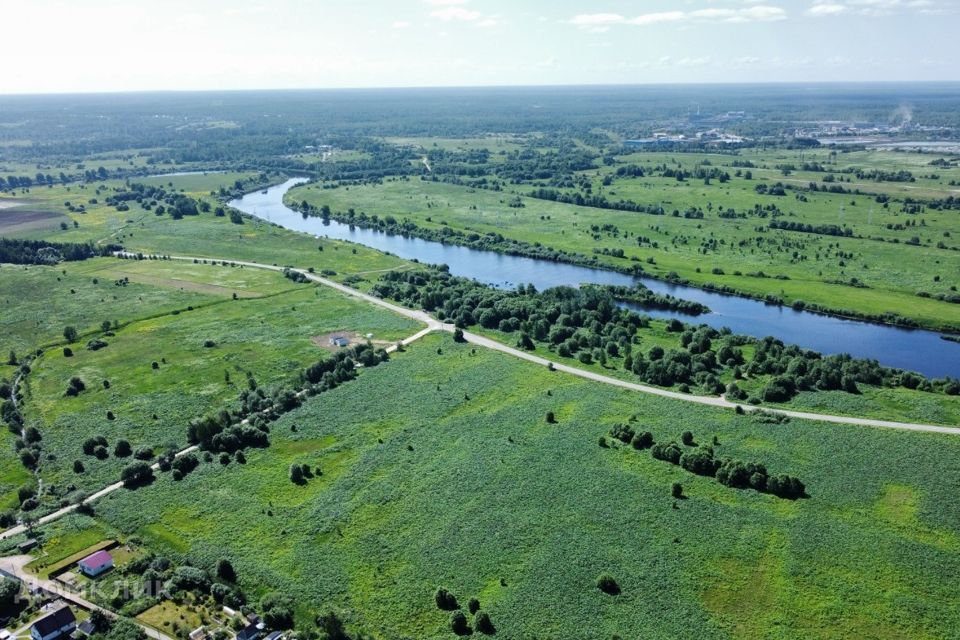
[3,251,956,543]
[124,253,960,436]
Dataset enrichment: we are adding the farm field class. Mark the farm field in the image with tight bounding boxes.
[289,145,960,331]
[28,333,960,639]
[14,261,420,507]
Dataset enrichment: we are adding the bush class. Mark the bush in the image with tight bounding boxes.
[65,376,86,396]
[120,462,155,488]
[596,574,620,595]
[672,482,683,498]
[609,423,635,444]
[114,440,132,457]
[289,464,304,484]
[651,441,682,465]
[681,430,694,446]
[260,593,294,629]
[134,447,154,461]
[169,566,210,593]
[73,460,85,473]
[435,587,459,610]
[545,411,556,424]
[63,347,73,357]
[448,610,469,635]
[680,448,718,477]
[467,597,480,614]
[474,611,494,635]
[631,431,654,450]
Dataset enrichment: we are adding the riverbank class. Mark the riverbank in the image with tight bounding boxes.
[227,178,960,378]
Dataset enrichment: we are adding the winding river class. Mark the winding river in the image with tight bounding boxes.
[231,178,960,379]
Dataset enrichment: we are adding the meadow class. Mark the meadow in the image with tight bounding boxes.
[289,145,960,331]
[0,173,414,280]
[15,259,420,507]
[23,333,960,639]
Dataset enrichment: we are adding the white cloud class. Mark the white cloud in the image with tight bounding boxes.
[569,5,786,29]
[431,6,482,21]
[567,13,624,26]
[392,20,412,29]
[808,0,946,16]
[422,0,468,5]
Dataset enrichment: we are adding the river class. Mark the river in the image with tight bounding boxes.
[230,178,960,379]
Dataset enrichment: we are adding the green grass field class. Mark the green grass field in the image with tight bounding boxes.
[39,333,960,639]
[0,178,415,282]
[17,261,420,504]
[289,145,960,331]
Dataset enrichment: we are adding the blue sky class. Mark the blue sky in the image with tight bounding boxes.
[1,0,956,93]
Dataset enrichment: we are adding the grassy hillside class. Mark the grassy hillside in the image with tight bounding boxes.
[55,333,960,639]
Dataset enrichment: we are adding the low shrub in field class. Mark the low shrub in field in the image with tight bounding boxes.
[597,574,620,595]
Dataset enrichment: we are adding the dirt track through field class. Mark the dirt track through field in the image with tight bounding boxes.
[2,252,957,544]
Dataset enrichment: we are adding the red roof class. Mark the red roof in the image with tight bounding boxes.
[79,550,112,569]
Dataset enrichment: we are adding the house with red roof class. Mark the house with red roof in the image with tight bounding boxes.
[77,550,113,577]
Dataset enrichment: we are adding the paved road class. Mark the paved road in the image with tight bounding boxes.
[0,556,172,640]
[120,253,960,436]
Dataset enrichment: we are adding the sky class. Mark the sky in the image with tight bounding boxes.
[0,0,956,94]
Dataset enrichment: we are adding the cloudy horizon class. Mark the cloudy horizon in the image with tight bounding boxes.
[1,0,956,94]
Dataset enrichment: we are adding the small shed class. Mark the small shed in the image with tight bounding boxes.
[18,539,38,553]
[77,550,113,577]
[76,620,95,637]
[188,627,206,640]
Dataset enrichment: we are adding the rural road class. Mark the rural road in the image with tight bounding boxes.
[123,253,960,436]
[0,555,173,640]
[2,251,956,543]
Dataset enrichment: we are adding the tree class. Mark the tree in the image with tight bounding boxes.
[120,462,155,488]
[596,574,620,595]
[453,328,465,343]
[6,351,16,366]
[0,577,20,612]
[681,431,694,446]
[260,593,294,629]
[475,611,494,635]
[73,460,85,473]
[289,464,304,484]
[671,482,683,499]
[545,411,556,424]
[450,611,469,635]
[467,597,480,614]
[435,587,459,610]
[88,609,110,633]
[114,439,132,457]
[217,559,236,582]
[315,611,349,640]
[101,320,112,333]
[631,431,654,450]
[63,326,78,343]
[229,210,244,224]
